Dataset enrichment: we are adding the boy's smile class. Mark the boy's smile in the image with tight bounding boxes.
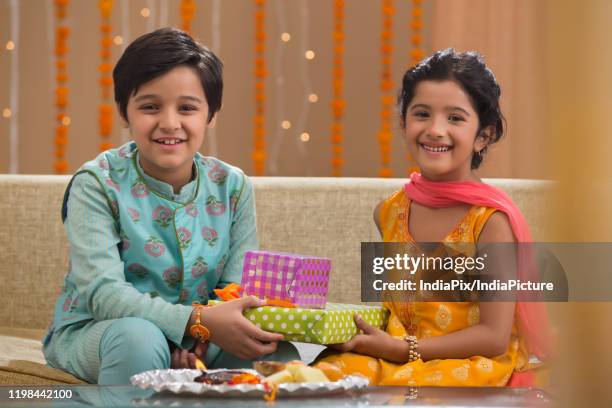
[404,80,488,182]
[155,138,186,145]
[123,65,214,192]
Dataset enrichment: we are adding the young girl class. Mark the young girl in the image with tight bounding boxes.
[317,49,551,386]
[43,28,298,385]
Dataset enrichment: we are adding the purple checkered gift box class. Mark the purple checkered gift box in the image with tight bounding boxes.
[241,250,331,309]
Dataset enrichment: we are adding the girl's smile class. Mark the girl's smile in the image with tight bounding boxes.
[404,80,489,182]
[420,142,453,154]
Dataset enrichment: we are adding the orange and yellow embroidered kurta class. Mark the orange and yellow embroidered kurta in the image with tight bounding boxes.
[318,190,529,386]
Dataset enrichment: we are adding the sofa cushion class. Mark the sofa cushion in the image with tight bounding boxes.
[0,336,45,367]
[0,360,85,385]
[0,326,84,385]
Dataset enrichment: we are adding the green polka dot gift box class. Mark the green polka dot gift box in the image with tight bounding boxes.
[210,301,389,345]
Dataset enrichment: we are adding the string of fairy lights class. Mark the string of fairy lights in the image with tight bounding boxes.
[265,0,318,176]
[1,1,427,176]
[5,0,19,174]
[294,0,316,173]
[206,0,221,158]
[145,0,156,33]
[269,0,288,176]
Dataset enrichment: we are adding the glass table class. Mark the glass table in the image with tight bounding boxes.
[0,385,551,407]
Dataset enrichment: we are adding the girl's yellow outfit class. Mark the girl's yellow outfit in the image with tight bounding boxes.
[318,190,530,386]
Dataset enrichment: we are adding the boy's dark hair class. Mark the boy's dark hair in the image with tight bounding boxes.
[398,49,505,169]
[113,27,222,123]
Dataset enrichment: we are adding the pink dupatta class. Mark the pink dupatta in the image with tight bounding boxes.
[404,172,551,361]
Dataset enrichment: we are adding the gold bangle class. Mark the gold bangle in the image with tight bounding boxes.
[189,303,211,343]
[404,335,421,362]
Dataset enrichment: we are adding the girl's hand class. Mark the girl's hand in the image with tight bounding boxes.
[171,341,208,369]
[328,314,408,363]
[199,296,284,360]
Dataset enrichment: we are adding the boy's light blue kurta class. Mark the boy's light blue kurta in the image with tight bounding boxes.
[43,142,258,372]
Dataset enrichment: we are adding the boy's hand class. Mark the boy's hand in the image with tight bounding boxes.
[171,341,208,369]
[328,314,407,363]
[199,296,284,360]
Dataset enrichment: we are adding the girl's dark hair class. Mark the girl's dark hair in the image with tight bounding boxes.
[113,27,222,123]
[398,49,505,169]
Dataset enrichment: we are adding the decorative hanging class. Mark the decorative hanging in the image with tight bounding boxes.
[378,0,394,178]
[53,0,70,174]
[269,0,288,175]
[159,0,169,27]
[409,0,425,66]
[118,0,130,144]
[294,0,315,174]
[330,0,344,177]
[180,0,196,35]
[252,0,267,175]
[207,0,222,157]
[407,0,425,174]
[98,0,114,152]
[7,0,20,174]
[144,0,155,33]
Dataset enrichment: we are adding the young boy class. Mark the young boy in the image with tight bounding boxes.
[43,28,298,385]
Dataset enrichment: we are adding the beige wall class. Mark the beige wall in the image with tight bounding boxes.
[430,0,550,179]
[0,0,549,178]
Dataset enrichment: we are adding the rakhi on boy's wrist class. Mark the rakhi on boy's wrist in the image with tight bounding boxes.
[190,302,213,343]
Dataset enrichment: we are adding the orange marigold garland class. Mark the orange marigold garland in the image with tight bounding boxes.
[409,0,425,66]
[406,0,425,175]
[378,0,394,178]
[252,0,267,175]
[330,0,344,177]
[98,0,114,152]
[54,0,70,174]
[181,0,196,35]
